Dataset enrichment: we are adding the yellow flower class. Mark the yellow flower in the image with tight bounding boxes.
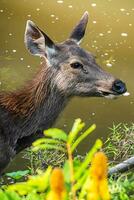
[87,152,110,200]
[47,168,66,200]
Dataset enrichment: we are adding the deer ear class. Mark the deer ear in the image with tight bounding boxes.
[24,20,55,57]
[69,11,89,44]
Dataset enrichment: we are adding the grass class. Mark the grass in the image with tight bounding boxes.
[104,123,134,200]
[23,123,134,172]
[104,123,134,164]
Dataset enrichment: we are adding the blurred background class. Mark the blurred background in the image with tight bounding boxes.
[0,0,134,171]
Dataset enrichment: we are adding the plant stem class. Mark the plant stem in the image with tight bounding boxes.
[67,143,76,200]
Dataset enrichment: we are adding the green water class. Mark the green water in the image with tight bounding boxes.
[0,0,134,172]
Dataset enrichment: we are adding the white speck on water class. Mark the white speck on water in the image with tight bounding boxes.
[123,92,130,96]
[57,0,63,4]
[0,9,3,13]
[68,5,73,8]
[5,50,8,53]
[99,33,104,36]
[107,30,111,34]
[132,8,134,11]
[36,8,40,11]
[120,8,125,12]
[116,19,120,22]
[129,23,132,26]
[52,21,55,24]
[55,17,59,20]
[0,82,1,85]
[20,57,24,61]
[93,20,97,24]
[12,49,16,53]
[104,53,108,56]
[27,14,31,18]
[92,112,95,116]
[91,3,96,7]
[50,14,55,17]
[27,65,31,68]
[9,33,12,36]
[93,40,97,43]
[106,63,112,67]
[121,33,128,37]
[126,12,130,16]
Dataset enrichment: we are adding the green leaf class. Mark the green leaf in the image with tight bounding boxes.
[4,191,21,200]
[74,139,103,180]
[71,124,96,152]
[68,118,85,145]
[32,143,66,152]
[74,169,88,191]
[0,190,8,200]
[6,170,30,180]
[44,128,67,141]
[32,138,64,146]
[63,161,71,183]
[26,192,44,200]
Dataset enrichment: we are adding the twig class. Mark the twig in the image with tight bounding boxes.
[108,156,134,176]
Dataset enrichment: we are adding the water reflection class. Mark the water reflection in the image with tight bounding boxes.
[0,0,134,171]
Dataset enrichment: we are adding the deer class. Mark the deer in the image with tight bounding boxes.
[0,11,127,173]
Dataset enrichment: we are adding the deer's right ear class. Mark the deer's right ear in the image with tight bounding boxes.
[24,20,55,57]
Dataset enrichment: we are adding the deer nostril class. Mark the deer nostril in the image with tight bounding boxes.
[112,79,127,94]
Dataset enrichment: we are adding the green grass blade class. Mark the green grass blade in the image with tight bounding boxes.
[71,124,96,152]
[74,169,88,191]
[74,139,102,180]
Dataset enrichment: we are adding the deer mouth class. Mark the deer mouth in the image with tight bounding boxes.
[97,79,128,99]
[98,90,118,99]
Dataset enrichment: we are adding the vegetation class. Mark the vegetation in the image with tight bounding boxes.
[0,119,133,199]
[104,123,134,164]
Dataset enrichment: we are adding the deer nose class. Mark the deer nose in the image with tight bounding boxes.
[112,79,127,94]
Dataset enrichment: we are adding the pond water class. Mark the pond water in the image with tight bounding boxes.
[0,0,134,172]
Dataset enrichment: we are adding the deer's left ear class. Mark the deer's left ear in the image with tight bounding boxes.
[24,20,56,58]
[69,11,89,44]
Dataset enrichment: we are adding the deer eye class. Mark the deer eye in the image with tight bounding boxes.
[70,62,83,69]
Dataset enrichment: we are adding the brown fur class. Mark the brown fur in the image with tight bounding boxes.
[0,59,51,117]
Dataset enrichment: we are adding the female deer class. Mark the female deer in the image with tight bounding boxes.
[0,12,126,173]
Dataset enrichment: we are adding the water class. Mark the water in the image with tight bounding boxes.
[0,0,134,172]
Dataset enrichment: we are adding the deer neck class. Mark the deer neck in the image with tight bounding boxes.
[0,64,68,131]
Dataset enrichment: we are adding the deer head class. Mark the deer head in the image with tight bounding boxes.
[24,11,127,98]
